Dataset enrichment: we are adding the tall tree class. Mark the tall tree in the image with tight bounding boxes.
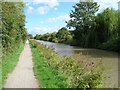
[118,1,120,42]
[2,2,27,54]
[96,8,118,43]
[66,1,99,47]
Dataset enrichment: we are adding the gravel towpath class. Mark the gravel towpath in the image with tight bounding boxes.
[4,42,39,88]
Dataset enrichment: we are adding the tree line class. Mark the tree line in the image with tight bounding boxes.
[34,27,73,44]
[2,2,27,55]
[34,1,119,52]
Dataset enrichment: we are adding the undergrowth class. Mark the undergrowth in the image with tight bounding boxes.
[31,47,67,88]
[30,39,105,88]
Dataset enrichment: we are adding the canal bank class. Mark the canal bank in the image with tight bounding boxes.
[36,40,118,88]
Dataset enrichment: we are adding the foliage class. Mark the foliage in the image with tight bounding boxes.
[29,40,105,88]
[34,34,41,40]
[2,2,27,55]
[64,1,119,51]
[28,34,33,39]
[66,1,99,47]
[95,8,119,51]
[38,33,52,41]
[98,38,119,52]
[56,27,73,43]
[31,46,67,88]
[34,27,73,44]
[96,8,118,43]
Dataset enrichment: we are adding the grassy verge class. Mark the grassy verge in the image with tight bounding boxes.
[30,39,105,88]
[1,43,24,87]
[0,62,2,89]
[31,46,67,88]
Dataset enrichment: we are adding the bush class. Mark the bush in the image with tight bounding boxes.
[98,38,119,52]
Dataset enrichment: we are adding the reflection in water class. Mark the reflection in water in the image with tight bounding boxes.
[36,40,118,88]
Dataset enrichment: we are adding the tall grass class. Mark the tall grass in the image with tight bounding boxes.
[30,39,105,88]
[31,47,67,88]
[1,43,24,88]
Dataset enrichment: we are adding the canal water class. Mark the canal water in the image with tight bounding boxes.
[36,40,118,88]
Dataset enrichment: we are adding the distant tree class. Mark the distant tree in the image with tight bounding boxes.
[34,34,41,40]
[49,32,57,42]
[56,27,73,43]
[28,34,33,39]
[38,33,50,41]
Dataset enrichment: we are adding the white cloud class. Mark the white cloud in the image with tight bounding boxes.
[94,0,119,3]
[37,6,49,15]
[37,5,58,15]
[28,6,34,13]
[25,2,30,7]
[26,0,59,15]
[40,14,70,23]
[94,0,119,13]
[28,26,61,35]
[28,27,48,35]
[48,15,70,22]
[54,8,58,10]
[24,0,79,3]
[33,0,59,8]
[35,0,59,15]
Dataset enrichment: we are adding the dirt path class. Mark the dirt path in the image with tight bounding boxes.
[4,41,39,88]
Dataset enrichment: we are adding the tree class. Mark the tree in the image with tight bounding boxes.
[2,2,27,54]
[96,8,119,51]
[96,8,118,43]
[118,2,120,52]
[28,34,33,39]
[49,32,57,42]
[66,1,99,47]
[56,27,73,43]
[34,34,41,40]
[40,33,51,41]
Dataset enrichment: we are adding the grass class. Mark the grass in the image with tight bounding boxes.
[1,43,24,88]
[0,62,2,89]
[31,46,67,88]
[30,39,105,88]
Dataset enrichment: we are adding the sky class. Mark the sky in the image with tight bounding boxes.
[24,0,120,36]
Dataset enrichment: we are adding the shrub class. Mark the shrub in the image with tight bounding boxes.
[98,38,119,52]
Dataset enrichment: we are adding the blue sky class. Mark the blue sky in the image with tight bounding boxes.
[24,0,119,36]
